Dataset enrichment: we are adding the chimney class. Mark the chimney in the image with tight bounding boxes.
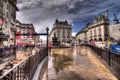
[104,10,108,19]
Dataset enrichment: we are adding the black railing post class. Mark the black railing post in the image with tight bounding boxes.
[14,30,16,58]
[108,49,111,66]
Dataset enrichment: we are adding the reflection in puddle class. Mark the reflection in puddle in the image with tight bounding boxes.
[51,48,74,73]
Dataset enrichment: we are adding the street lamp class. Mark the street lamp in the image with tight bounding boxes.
[11,27,16,56]
[46,27,49,54]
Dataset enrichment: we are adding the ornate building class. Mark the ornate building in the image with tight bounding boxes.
[76,11,110,42]
[49,19,72,43]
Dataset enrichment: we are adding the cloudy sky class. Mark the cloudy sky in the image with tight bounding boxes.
[17,0,120,37]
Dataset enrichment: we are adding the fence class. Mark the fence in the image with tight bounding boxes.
[0,48,48,80]
[90,45,120,77]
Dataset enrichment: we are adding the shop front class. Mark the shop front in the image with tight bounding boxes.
[0,25,15,69]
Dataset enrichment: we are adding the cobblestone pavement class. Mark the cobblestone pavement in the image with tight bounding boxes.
[47,46,118,80]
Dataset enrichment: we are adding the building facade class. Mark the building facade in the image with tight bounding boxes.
[76,11,110,42]
[49,19,72,43]
[109,23,120,40]
[0,0,19,45]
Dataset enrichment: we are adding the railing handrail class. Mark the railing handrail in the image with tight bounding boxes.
[0,47,48,80]
[0,54,33,79]
[110,51,120,56]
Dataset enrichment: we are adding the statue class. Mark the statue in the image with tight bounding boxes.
[52,32,59,45]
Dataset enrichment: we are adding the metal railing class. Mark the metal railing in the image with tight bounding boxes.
[0,48,48,80]
[90,45,120,77]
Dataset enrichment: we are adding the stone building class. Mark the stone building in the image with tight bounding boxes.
[49,19,72,43]
[76,28,87,42]
[0,0,19,45]
[76,11,110,42]
[15,20,38,45]
[21,23,35,44]
[109,23,120,40]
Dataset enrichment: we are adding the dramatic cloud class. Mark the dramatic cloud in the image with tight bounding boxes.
[17,0,120,35]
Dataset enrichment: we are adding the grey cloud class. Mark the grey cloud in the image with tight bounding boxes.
[17,0,120,33]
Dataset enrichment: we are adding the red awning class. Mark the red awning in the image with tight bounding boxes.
[16,31,21,39]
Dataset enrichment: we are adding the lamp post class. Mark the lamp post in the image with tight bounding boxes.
[11,28,16,58]
[14,28,16,56]
[11,26,16,56]
[46,27,49,54]
[46,26,49,79]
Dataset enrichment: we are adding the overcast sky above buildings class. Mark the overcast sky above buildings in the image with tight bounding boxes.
[17,0,120,37]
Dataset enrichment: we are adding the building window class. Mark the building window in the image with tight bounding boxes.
[67,31,70,38]
[90,30,92,37]
[94,28,96,34]
[98,27,101,34]
[98,27,101,37]
[7,4,9,9]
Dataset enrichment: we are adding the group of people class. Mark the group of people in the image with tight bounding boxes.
[15,44,36,51]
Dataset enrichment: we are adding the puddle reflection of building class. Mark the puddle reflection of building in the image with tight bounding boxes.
[51,48,74,73]
[52,55,64,73]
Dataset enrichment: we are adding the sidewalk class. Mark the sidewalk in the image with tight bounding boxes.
[16,49,32,60]
[47,46,118,80]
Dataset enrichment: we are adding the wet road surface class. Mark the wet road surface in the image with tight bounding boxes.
[47,46,117,80]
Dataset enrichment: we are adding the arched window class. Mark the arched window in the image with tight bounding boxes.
[99,38,102,41]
